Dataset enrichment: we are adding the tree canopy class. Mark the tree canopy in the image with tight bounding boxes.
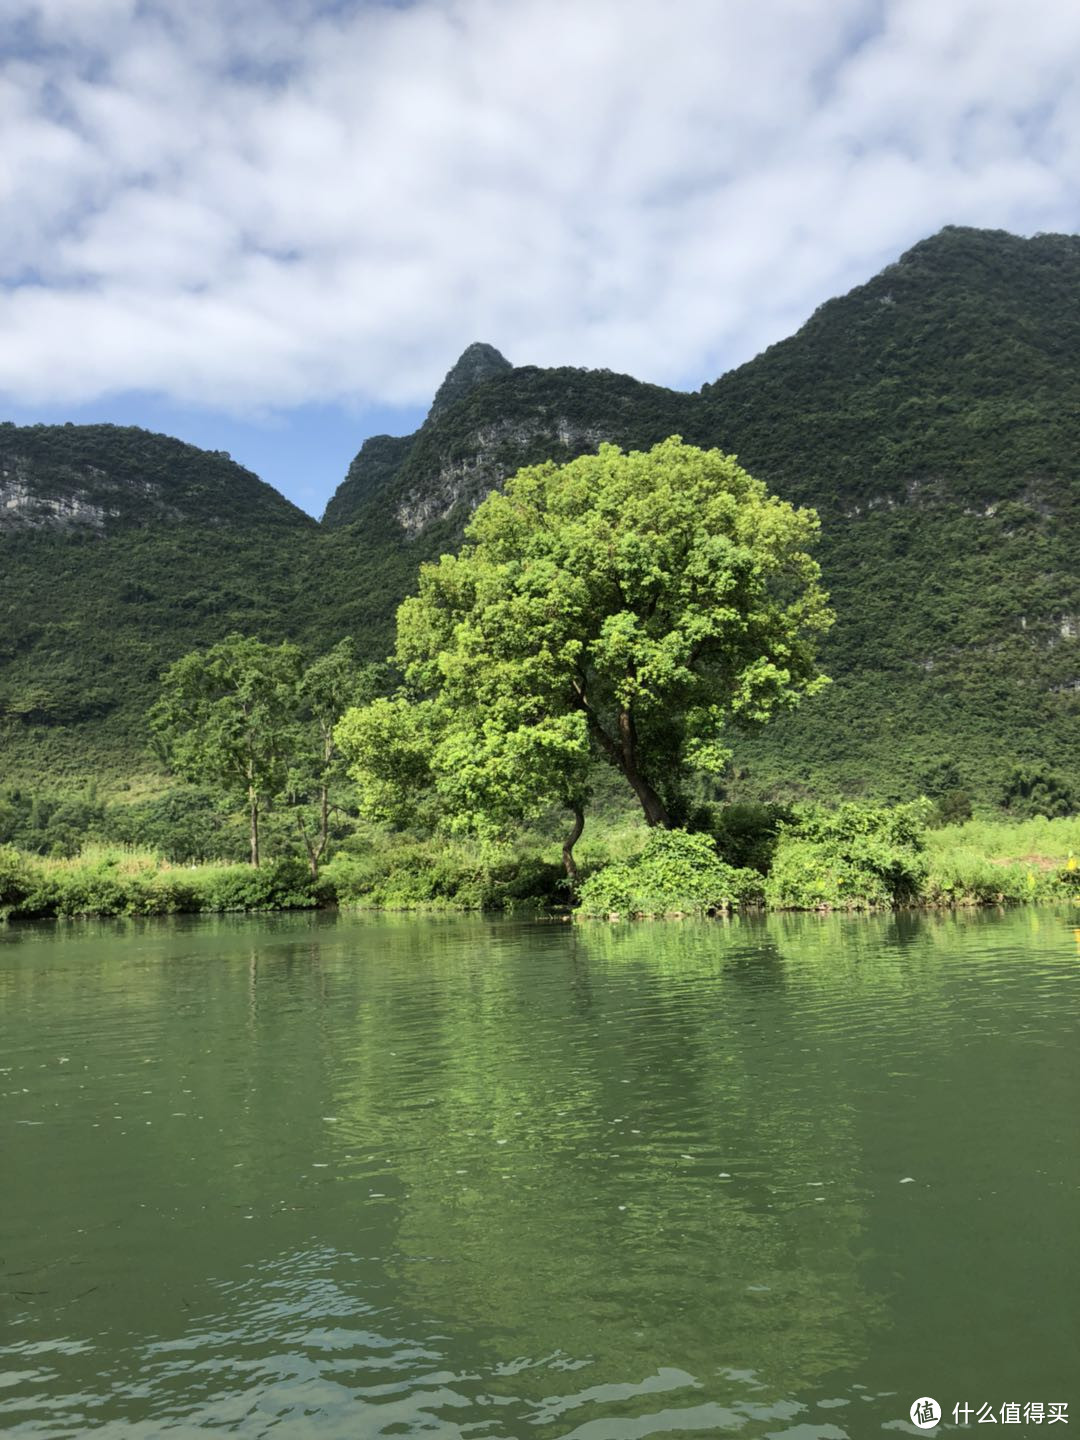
[336,438,833,873]
[150,634,304,867]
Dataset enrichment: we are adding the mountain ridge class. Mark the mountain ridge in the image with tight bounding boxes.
[1,225,1076,803]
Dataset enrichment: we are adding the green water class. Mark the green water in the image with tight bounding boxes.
[1,910,1077,1438]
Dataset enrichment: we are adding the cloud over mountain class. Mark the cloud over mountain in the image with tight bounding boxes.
[3,0,1079,412]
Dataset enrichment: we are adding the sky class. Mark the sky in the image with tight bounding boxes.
[3,0,1080,518]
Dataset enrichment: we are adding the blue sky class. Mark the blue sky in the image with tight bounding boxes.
[3,0,1079,517]
[0,391,428,519]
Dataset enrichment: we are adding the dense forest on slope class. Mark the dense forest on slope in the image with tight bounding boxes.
[697,227,1080,798]
[1,227,1077,805]
[0,427,315,782]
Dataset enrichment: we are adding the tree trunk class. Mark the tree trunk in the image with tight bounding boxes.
[296,813,319,881]
[249,787,260,867]
[319,784,330,871]
[624,767,671,827]
[562,805,585,884]
[575,685,673,830]
[617,708,671,827]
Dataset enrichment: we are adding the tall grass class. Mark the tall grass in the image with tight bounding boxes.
[924,816,1080,905]
[0,844,319,919]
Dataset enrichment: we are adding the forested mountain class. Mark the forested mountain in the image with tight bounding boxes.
[0,428,314,780]
[699,227,1080,798]
[2,227,1077,803]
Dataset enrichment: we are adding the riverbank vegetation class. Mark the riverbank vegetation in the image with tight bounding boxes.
[2,811,1077,922]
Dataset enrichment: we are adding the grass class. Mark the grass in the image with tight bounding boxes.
[0,844,321,919]
[2,814,1079,922]
[923,816,1080,905]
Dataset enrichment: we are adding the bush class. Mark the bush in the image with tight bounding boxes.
[920,849,1032,905]
[324,839,565,912]
[930,789,974,827]
[0,848,319,919]
[1001,765,1076,820]
[104,788,234,863]
[0,844,36,918]
[711,802,793,872]
[577,828,763,918]
[190,857,316,911]
[763,801,931,909]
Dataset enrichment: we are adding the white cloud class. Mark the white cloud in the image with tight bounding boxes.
[1,0,1079,411]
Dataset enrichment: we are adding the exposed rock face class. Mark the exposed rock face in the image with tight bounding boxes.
[0,455,170,532]
[394,417,611,535]
[323,343,697,534]
[0,423,312,535]
[2,468,115,531]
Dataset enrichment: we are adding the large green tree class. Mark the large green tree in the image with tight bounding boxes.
[150,634,304,866]
[337,438,832,873]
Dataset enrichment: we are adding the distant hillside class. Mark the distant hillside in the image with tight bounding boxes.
[1,227,1077,803]
[322,351,700,535]
[0,425,315,782]
[0,422,309,533]
[699,227,1080,798]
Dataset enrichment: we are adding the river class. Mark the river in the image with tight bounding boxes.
[2,909,1077,1437]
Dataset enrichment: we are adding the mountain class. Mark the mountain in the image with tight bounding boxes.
[0,425,315,781]
[0,422,308,534]
[1,226,1077,804]
[699,227,1080,797]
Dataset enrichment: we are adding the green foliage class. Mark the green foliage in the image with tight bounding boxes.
[150,634,305,865]
[919,759,964,797]
[923,814,1080,904]
[5,848,319,919]
[0,844,35,918]
[185,856,318,912]
[2,809,1078,921]
[102,787,234,863]
[763,801,931,909]
[1000,764,1076,819]
[286,639,380,876]
[702,228,1080,805]
[0,785,107,856]
[340,439,832,860]
[2,228,1079,813]
[930,790,974,827]
[710,802,793,872]
[577,828,763,918]
[324,836,565,912]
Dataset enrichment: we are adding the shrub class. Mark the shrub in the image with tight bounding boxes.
[1001,765,1076,820]
[577,828,763,918]
[711,802,793,872]
[930,789,974,827]
[324,839,564,912]
[920,850,1031,905]
[104,788,233,864]
[763,801,931,909]
[0,844,37,918]
[191,857,316,912]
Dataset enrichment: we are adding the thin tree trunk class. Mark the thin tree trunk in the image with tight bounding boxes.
[249,788,260,867]
[295,813,319,880]
[319,784,330,869]
[573,681,672,828]
[562,804,585,884]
